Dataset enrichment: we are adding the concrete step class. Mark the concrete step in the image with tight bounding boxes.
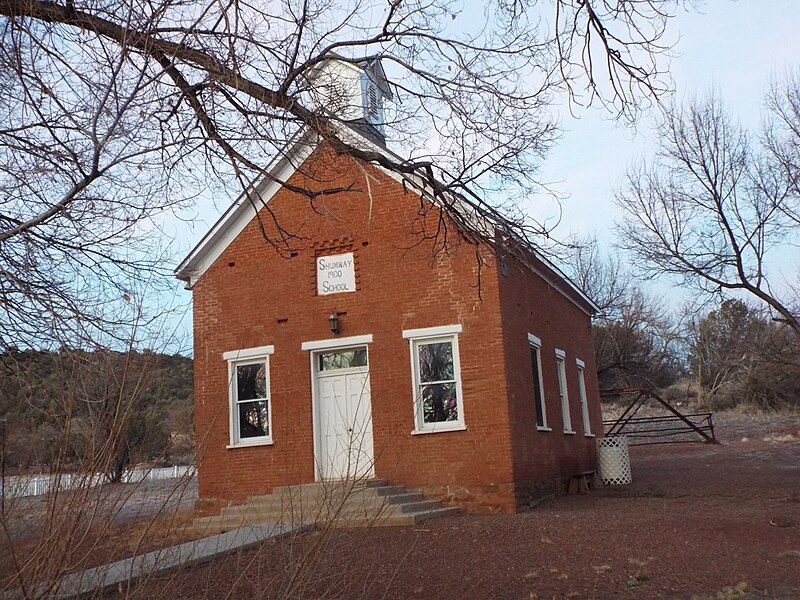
[391,499,443,514]
[220,504,316,520]
[220,496,436,522]
[192,480,459,534]
[242,490,426,512]
[266,487,389,505]
[368,486,412,497]
[326,506,460,528]
[209,514,309,532]
[268,478,389,499]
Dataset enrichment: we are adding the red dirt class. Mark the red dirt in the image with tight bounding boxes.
[112,413,800,599]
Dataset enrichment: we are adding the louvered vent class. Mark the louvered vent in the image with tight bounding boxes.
[367,83,379,119]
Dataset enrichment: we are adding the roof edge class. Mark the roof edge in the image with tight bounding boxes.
[174,125,598,316]
[174,128,316,287]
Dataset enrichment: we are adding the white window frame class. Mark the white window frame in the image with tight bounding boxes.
[528,333,550,431]
[301,334,373,352]
[555,349,575,434]
[576,358,594,437]
[403,325,466,434]
[223,345,274,448]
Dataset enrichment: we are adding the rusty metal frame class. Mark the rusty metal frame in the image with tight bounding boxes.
[601,388,718,446]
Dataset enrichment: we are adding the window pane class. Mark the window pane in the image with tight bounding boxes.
[239,400,268,438]
[421,382,458,423]
[319,348,367,371]
[557,358,572,432]
[530,346,544,428]
[417,342,454,382]
[557,359,566,397]
[578,367,592,434]
[237,363,266,400]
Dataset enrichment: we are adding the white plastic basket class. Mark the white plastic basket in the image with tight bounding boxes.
[597,436,632,485]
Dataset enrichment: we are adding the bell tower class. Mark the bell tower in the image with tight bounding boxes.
[305,55,393,146]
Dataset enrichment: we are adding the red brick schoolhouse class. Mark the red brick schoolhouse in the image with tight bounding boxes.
[176,58,602,512]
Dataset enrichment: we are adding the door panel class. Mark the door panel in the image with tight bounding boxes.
[345,371,373,477]
[319,375,350,479]
[316,350,374,481]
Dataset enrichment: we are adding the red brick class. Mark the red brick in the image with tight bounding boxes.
[189,146,601,512]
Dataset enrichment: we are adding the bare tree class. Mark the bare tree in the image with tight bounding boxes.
[0,321,198,599]
[615,83,800,332]
[567,234,630,316]
[686,299,762,407]
[686,298,800,410]
[0,0,682,351]
[566,236,682,389]
[765,70,800,200]
[592,286,682,390]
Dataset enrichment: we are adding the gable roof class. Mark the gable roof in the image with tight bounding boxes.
[174,124,409,289]
[175,128,312,288]
[174,124,599,315]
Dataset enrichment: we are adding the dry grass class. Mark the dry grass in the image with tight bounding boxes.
[0,475,199,594]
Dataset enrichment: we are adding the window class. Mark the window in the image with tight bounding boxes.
[318,347,368,371]
[555,349,574,434]
[527,333,549,430]
[223,346,274,447]
[576,359,593,436]
[403,325,465,434]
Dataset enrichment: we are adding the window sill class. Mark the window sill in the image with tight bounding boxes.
[226,439,273,449]
[411,424,467,436]
[584,433,596,438]
[537,426,552,432]
[563,430,577,436]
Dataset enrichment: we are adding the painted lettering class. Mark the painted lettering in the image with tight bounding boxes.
[321,280,353,293]
[318,257,352,271]
[316,252,356,295]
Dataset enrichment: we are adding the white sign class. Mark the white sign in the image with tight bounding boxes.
[317,252,356,295]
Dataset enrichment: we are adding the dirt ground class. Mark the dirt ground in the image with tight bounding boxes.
[108,412,800,600]
[3,412,799,599]
[0,475,200,591]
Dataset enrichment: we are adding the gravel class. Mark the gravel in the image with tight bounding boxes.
[109,411,800,600]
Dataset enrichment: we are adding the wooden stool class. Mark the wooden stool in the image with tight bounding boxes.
[566,470,596,495]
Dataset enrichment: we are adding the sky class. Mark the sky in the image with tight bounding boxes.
[535,1,800,246]
[167,1,800,350]
[176,1,800,251]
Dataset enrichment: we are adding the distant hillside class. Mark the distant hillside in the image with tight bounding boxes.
[0,348,194,476]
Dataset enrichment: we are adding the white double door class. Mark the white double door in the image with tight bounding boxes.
[315,348,374,480]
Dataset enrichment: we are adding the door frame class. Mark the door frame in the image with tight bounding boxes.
[301,334,374,481]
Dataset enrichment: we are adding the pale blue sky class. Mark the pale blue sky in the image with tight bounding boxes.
[536,1,800,245]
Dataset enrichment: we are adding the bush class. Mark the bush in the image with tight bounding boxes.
[743,362,800,411]
[658,379,699,405]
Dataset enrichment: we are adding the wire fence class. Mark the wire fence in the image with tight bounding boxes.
[1,465,195,499]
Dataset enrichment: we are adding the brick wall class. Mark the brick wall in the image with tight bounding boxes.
[191,147,518,510]
[190,145,602,513]
[496,252,603,506]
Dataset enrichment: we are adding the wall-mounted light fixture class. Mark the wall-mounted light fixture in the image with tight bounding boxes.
[328,312,340,334]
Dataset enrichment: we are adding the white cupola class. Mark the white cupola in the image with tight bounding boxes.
[305,55,393,146]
